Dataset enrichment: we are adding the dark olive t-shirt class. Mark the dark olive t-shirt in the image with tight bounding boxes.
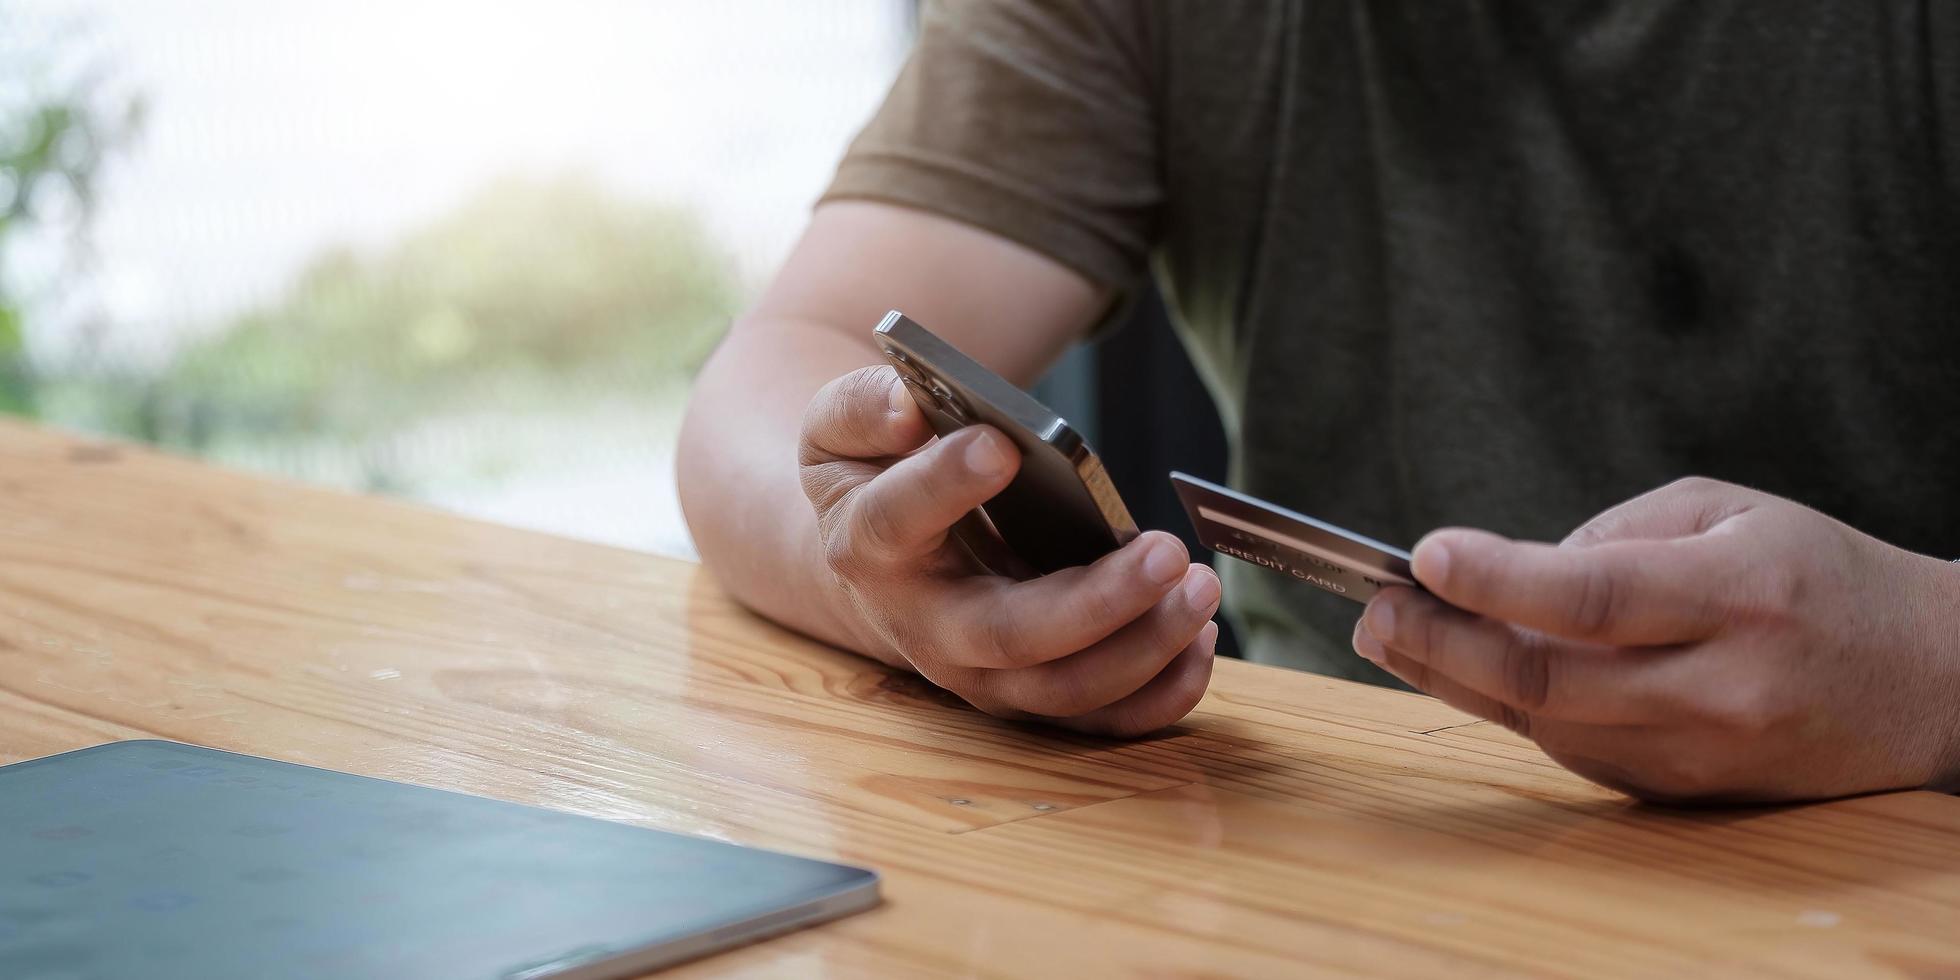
[824,0,1960,680]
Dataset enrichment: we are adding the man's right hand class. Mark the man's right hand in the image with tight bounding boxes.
[797,364,1221,736]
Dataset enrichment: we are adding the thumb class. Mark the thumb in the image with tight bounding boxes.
[799,365,934,467]
[1561,477,1756,548]
[798,365,936,516]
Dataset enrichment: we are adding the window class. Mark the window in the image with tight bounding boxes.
[2,1,913,558]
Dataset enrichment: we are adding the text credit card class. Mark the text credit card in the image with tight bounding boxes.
[1170,472,1420,603]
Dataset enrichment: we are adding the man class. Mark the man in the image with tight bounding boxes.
[678,1,1960,803]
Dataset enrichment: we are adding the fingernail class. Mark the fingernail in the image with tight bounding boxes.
[1142,537,1185,584]
[1414,540,1451,589]
[1365,599,1395,640]
[1199,621,1220,657]
[1182,567,1221,610]
[1352,626,1387,665]
[888,376,911,414]
[965,431,1009,476]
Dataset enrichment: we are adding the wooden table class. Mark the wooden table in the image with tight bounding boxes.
[2,420,1958,978]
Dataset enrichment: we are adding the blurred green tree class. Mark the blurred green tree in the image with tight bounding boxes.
[0,15,145,416]
[100,175,738,461]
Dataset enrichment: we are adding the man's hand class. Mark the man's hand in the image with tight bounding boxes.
[1353,477,1960,803]
[799,364,1221,737]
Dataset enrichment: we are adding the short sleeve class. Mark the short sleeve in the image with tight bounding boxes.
[821,0,1161,293]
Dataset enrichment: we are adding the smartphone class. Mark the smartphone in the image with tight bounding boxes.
[874,311,1138,575]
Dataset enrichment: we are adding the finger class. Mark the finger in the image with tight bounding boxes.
[799,365,933,466]
[1535,724,1788,805]
[1562,476,1759,548]
[1360,624,1691,797]
[1535,738,1716,805]
[1051,622,1219,738]
[1353,621,1534,736]
[949,509,1042,581]
[932,536,1202,670]
[1361,588,1675,724]
[835,426,1020,568]
[798,366,935,514]
[984,563,1221,715]
[1410,528,1731,645]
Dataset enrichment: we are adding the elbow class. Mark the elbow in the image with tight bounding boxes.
[674,389,723,567]
[674,379,773,603]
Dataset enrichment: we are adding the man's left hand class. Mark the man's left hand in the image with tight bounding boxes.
[1354,477,1960,804]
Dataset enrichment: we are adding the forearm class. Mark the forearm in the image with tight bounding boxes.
[1913,551,1960,792]
[676,316,891,660]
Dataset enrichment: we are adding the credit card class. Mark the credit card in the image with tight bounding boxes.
[1169,472,1421,603]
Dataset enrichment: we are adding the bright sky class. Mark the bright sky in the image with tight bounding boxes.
[12,0,910,355]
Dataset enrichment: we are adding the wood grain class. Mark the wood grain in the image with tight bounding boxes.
[1,418,1958,978]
